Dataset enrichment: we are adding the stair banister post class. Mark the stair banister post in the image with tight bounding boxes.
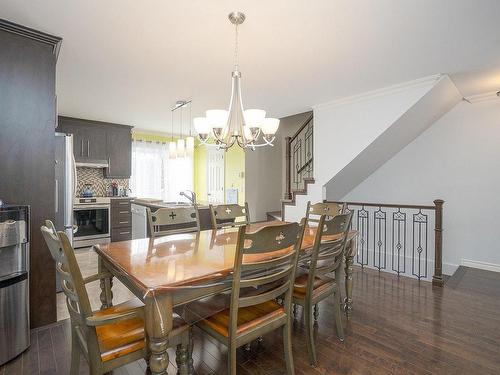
[432,199,444,286]
[284,136,292,200]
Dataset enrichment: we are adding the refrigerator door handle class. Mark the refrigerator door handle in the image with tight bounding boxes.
[55,179,58,213]
[72,154,77,198]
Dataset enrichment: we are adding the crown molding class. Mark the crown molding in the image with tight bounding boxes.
[312,74,442,110]
[0,18,62,59]
[463,91,500,104]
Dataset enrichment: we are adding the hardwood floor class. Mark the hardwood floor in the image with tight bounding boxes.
[57,247,136,321]
[2,266,500,374]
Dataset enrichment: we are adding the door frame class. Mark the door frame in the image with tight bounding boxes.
[206,148,225,204]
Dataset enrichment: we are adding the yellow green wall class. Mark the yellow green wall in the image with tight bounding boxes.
[133,131,245,205]
[194,144,245,205]
[224,146,245,205]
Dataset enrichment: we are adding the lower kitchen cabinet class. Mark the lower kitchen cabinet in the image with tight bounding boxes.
[111,198,132,242]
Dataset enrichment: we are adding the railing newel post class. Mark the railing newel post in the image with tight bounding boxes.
[284,136,292,200]
[432,199,444,287]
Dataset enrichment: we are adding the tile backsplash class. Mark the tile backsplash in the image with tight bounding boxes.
[76,167,129,197]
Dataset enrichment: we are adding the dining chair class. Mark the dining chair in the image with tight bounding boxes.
[305,201,346,224]
[293,212,353,366]
[209,202,250,229]
[147,205,200,238]
[41,221,192,375]
[196,220,306,375]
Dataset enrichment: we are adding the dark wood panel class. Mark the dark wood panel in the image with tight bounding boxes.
[0,20,61,328]
[57,117,107,161]
[57,116,133,177]
[2,266,500,374]
[111,227,132,242]
[105,126,132,178]
[111,211,132,228]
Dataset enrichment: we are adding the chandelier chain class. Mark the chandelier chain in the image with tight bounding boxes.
[234,24,239,70]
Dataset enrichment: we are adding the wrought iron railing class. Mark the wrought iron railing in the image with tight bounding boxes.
[284,115,313,199]
[325,200,444,286]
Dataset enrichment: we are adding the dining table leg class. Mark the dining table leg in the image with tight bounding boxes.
[98,256,113,310]
[145,293,173,375]
[344,238,356,318]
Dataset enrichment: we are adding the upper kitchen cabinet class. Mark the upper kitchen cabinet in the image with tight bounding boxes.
[57,116,133,178]
[104,125,132,178]
[57,117,107,162]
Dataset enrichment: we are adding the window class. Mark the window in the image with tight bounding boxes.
[130,140,193,201]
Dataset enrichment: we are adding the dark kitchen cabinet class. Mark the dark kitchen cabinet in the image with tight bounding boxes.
[57,117,133,178]
[105,126,132,178]
[58,117,107,162]
[110,198,132,242]
[0,19,61,327]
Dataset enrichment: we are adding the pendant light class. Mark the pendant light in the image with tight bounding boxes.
[186,102,195,156]
[169,110,177,159]
[177,105,186,158]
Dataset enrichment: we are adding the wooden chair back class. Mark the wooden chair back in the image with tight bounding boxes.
[304,212,353,296]
[210,203,250,229]
[305,201,346,224]
[40,222,99,354]
[228,220,306,338]
[147,205,200,238]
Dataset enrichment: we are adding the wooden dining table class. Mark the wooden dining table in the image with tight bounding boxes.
[94,221,358,374]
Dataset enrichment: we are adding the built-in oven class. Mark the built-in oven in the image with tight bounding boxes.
[73,197,111,248]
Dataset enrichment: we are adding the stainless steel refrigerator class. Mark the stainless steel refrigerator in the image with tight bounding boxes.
[54,133,76,291]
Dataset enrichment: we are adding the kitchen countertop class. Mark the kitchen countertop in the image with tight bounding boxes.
[132,198,212,210]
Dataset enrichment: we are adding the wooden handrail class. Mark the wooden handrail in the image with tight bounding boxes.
[290,113,313,143]
[324,200,436,210]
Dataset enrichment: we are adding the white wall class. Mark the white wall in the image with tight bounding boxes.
[285,76,439,221]
[343,100,500,273]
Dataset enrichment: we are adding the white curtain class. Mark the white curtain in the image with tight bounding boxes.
[130,140,193,202]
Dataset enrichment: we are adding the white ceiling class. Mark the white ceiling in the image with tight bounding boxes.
[2,0,500,132]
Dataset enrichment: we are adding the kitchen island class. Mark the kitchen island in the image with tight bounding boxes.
[131,198,214,237]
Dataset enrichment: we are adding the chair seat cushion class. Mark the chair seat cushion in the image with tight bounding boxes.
[94,299,188,362]
[198,300,285,338]
[293,274,335,298]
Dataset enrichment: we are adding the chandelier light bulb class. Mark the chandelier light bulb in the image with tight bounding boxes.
[261,118,280,135]
[194,117,210,137]
[244,109,266,128]
[206,110,228,128]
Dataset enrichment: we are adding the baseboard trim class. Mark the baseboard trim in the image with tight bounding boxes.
[461,259,500,273]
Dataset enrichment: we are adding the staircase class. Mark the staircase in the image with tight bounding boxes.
[283,74,462,222]
[281,114,315,216]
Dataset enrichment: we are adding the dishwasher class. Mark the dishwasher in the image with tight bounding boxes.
[131,203,147,239]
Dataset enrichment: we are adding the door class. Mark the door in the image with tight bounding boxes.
[207,148,225,204]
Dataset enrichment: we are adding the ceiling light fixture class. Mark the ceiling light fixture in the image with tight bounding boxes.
[170,100,193,159]
[194,12,279,150]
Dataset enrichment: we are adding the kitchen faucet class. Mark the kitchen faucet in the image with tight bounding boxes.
[180,190,196,205]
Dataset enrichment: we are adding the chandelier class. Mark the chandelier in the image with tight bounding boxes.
[194,12,280,150]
